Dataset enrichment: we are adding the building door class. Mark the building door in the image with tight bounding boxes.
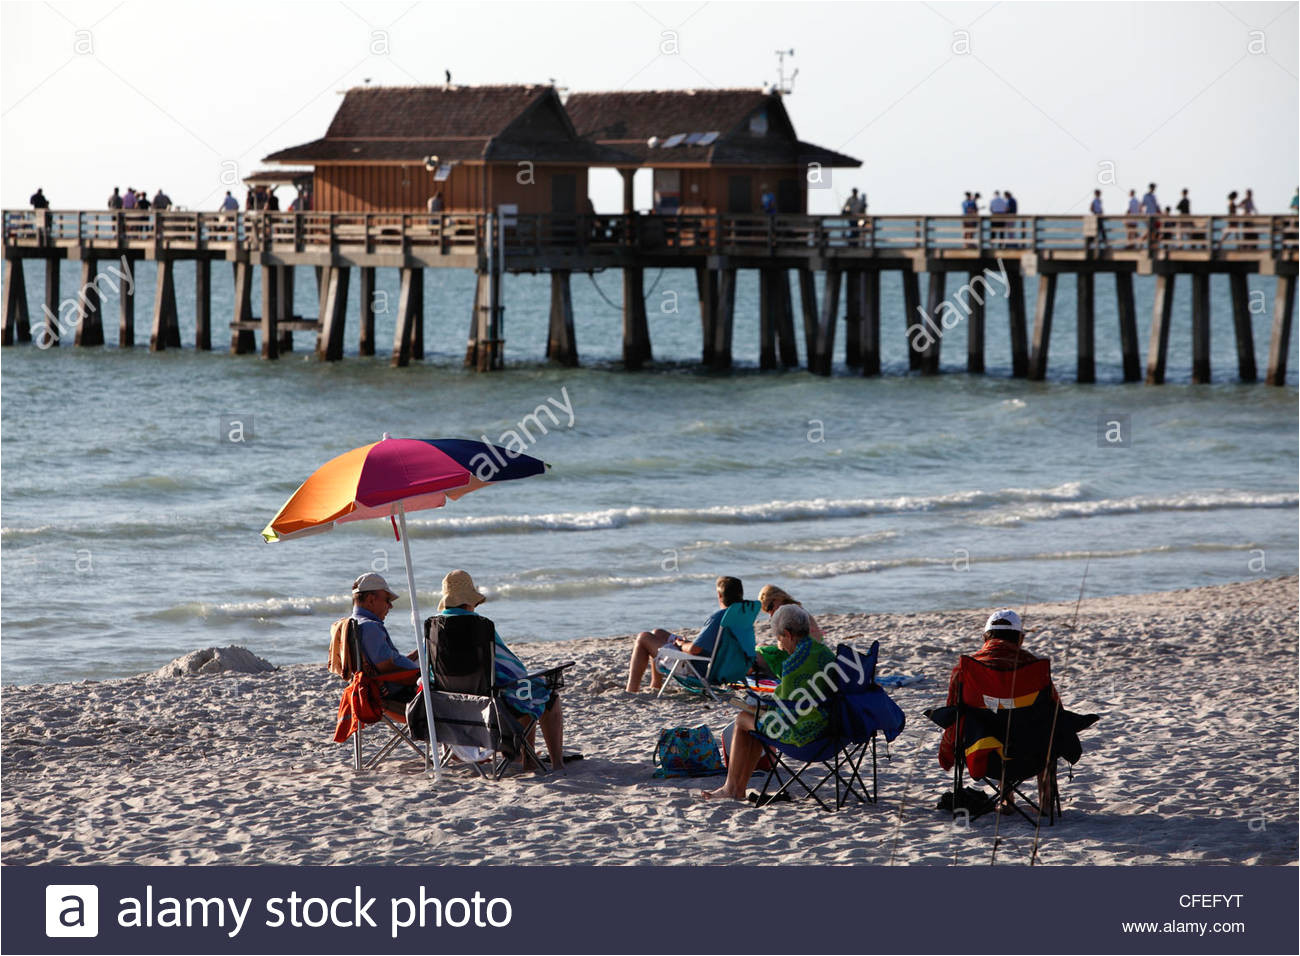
[777,178,801,213]
[728,175,753,213]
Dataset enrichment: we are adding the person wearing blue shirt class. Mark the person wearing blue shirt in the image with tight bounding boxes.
[1141,183,1160,215]
[1089,190,1104,215]
[350,572,419,704]
[625,576,744,692]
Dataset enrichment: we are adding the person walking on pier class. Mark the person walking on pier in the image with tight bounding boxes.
[30,188,49,210]
[1141,183,1160,215]
[107,187,123,210]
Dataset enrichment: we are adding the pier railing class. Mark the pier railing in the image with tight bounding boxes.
[5,210,1296,262]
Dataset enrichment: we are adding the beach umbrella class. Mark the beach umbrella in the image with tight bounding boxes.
[262,434,548,778]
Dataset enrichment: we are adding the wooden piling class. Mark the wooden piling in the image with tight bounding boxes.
[408,268,424,361]
[275,266,294,352]
[76,258,105,347]
[317,266,350,361]
[797,267,818,372]
[393,267,417,368]
[921,271,945,375]
[1191,271,1211,384]
[695,265,718,366]
[465,271,487,368]
[230,262,256,355]
[775,268,799,367]
[2,258,30,346]
[259,264,279,360]
[43,259,59,347]
[711,267,737,369]
[858,269,881,376]
[812,267,842,376]
[1114,271,1140,382]
[1266,273,1296,386]
[967,268,985,375]
[117,256,135,347]
[1228,272,1257,382]
[843,270,863,367]
[1007,263,1029,377]
[1028,272,1057,381]
[1145,272,1176,384]
[358,266,375,356]
[902,269,922,371]
[547,268,578,366]
[194,258,211,351]
[150,259,177,351]
[622,266,651,369]
[1076,271,1095,383]
[759,268,778,370]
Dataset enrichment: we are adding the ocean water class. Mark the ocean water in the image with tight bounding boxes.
[1,261,1297,684]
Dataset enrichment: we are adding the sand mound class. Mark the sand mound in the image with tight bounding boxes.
[150,646,276,678]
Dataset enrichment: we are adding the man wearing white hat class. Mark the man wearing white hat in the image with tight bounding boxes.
[351,573,420,700]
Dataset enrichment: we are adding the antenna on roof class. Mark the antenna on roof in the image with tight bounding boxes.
[774,48,798,96]
[547,77,570,98]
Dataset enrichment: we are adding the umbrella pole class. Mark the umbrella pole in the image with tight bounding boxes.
[396,501,442,780]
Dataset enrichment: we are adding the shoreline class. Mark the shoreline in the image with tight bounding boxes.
[3,576,1296,866]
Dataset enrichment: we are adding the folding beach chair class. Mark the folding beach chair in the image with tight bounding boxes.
[749,641,907,811]
[925,656,1098,826]
[404,613,574,780]
[655,599,761,701]
[330,617,428,771]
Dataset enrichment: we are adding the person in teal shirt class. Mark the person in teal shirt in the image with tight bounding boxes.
[436,570,565,770]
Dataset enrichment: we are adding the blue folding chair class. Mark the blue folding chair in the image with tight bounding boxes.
[655,599,760,701]
[749,641,906,811]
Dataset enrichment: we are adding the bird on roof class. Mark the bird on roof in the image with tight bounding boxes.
[445,69,452,84]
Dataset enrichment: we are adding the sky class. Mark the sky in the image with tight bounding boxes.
[1,0,1297,215]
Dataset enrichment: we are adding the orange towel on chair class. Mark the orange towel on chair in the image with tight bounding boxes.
[334,672,384,742]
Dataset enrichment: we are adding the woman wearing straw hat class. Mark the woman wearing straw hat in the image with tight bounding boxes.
[436,570,566,771]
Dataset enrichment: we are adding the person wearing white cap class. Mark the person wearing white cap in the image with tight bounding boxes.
[939,607,1058,813]
[351,573,420,700]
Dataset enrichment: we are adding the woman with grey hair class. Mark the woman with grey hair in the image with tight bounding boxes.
[701,603,837,801]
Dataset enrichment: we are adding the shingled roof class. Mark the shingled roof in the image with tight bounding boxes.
[565,89,861,167]
[264,85,634,165]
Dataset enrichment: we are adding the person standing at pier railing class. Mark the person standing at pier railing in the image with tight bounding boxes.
[107,186,123,210]
[1176,189,1191,215]
[152,188,171,211]
[1141,183,1160,215]
[1089,190,1103,214]
[989,190,1008,245]
[29,188,49,210]
[122,187,137,210]
[1125,189,1141,245]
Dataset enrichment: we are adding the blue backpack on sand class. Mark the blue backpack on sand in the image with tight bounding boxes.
[651,725,725,777]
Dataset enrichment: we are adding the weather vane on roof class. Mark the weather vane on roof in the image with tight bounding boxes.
[773,48,797,96]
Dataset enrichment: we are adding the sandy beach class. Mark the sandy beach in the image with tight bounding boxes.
[3,576,1296,867]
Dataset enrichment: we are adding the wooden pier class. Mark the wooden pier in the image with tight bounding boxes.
[3,210,1296,383]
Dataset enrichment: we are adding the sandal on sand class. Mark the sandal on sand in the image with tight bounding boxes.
[747,790,791,807]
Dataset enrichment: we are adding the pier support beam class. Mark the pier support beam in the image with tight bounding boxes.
[43,259,60,347]
[546,269,579,366]
[1076,271,1095,383]
[967,268,985,375]
[194,259,211,351]
[259,264,279,360]
[811,267,842,376]
[1007,263,1029,377]
[1115,271,1140,382]
[149,259,178,351]
[759,268,778,370]
[1266,274,1296,386]
[902,270,922,371]
[275,266,294,353]
[797,267,818,372]
[1028,272,1058,381]
[774,268,798,367]
[861,269,881,376]
[230,262,255,354]
[2,258,30,346]
[843,271,863,367]
[317,266,351,362]
[1229,272,1257,382]
[395,268,421,367]
[117,255,136,348]
[1145,273,1176,384]
[358,267,375,356]
[622,266,651,369]
[696,265,718,366]
[76,258,105,347]
[711,267,737,369]
[408,268,424,361]
[1191,271,1211,383]
[465,267,503,371]
[921,271,945,375]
